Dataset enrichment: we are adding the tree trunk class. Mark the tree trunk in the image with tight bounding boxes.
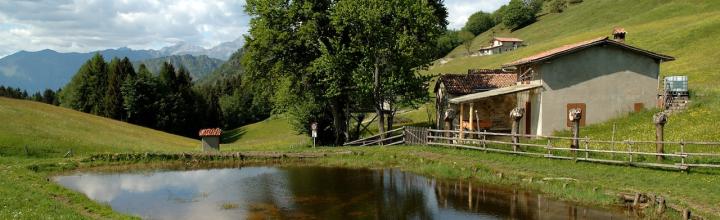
[386,104,394,132]
[373,63,386,142]
[354,114,365,140]
[331,99,347,146]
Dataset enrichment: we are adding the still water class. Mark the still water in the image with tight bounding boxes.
[55,166,634,219]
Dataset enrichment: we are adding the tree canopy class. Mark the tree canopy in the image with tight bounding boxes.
[463,11,495,35]
[242,0,447,145]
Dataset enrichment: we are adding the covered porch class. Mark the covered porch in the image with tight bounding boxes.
[448,84,542,137]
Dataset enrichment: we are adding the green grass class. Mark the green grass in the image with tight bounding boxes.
[0,97,196,157]
[220,115,309,151]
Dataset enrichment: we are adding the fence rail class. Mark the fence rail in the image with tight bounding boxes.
[344,126,720,171]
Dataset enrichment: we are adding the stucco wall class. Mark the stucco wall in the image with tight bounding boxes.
[536,45,660,135]
[202,137,220,151]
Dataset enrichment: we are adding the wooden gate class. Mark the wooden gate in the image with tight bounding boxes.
[404,127,428,145]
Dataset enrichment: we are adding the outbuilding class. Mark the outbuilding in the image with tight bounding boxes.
[199,128,222,151]
[447,29,675,136]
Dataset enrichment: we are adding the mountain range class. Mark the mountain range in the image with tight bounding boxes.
[0,38,243,92]
[134,55,225,81]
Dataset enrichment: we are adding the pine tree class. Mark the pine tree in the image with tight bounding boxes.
[104,57,136,120]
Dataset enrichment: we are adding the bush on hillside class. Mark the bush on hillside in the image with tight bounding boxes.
[492,5,507,24]
[549,0,567,13]
[463,11,495,35]
[458,31,475,55]
[435,30,463,58]
[502,0,539,29]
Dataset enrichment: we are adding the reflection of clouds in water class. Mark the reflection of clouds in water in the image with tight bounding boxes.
[57,168,257,202]
[55,167,283,220]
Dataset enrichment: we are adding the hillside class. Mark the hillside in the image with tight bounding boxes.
[134,54,225,81]
[221,115,309,151]
[416,0,720,141]
[0,97,196,157]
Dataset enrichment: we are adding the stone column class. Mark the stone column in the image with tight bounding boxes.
[568,108,582,149]
[510,107,524,151]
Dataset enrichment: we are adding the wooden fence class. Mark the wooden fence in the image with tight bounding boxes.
[344,126,720,171]
[343,127,406,146]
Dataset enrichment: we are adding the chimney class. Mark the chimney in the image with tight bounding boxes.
[612,27,626,43]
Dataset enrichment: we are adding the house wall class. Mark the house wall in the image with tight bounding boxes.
[536,45,660,135]
[202,137,220,151]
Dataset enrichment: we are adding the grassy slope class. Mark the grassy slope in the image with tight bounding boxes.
[0,97,197,157]
[0,97,198,219]
[220,115,309,151]
[404,0,720,142]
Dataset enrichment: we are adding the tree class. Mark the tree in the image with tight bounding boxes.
[434,30,463,58]
[121,64,158,127]
[458,31,475,56]
[492,5,508,24]
[41,89,57,105]
[103,57,135,119]
[60,53,107,114]
[502,0,537,29]
[463,11,495,35]
[243,0,446,145]
[331,0,445,138]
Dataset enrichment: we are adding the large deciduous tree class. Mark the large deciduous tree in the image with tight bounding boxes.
[242,0,446,145]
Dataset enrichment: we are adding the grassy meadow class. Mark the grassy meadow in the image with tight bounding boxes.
[2,0,720,219]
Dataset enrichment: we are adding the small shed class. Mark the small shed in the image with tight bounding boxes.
[199,128,222,151]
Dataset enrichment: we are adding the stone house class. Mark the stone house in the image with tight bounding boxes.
[476,37,524,56]
[448,30,675,136]
[434,69,517,132]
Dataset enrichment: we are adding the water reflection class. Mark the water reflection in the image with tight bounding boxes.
[55,166,634,220]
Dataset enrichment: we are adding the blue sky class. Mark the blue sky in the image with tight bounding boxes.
[0,0,509,58]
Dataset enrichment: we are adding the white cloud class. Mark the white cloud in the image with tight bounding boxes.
[0,0,506,58]
[0,0,249,57]
[444,0,510,30]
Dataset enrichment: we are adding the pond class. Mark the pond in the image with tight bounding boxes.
[55,166,635,219]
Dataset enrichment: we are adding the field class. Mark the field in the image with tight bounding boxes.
[2,0,720,218]
[0,97,719,218]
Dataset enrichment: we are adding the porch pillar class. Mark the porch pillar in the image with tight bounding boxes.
[469,103,474,139]
[459,103,465,141]
[510,107,524,152]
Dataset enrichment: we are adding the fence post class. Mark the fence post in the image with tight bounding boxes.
[628,140,634,163]
[510,107,524,152]
[546,139,551,156]
[611,123,616,159]
[680,140,685,167]
[654,112,668,161]
[482,132,487,152]
[584,136,589,160]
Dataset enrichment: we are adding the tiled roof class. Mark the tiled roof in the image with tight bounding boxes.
[199,128,222,137]
[435,72,517,95]
[493,37,523,42]
[502,37,675,67]
[613,27,626,34]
